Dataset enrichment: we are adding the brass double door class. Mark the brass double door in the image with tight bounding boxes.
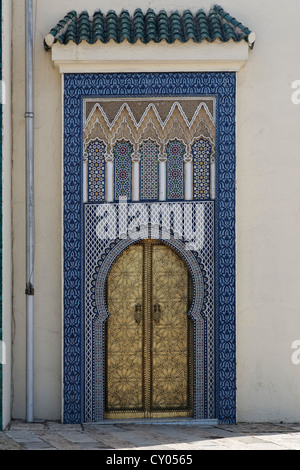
[105,239,194,419]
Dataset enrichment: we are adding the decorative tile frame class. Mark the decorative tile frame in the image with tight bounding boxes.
[92,230,207,421]
[166,139,185,201]
[84,202,214,421]
[192,137,212,201]
[113,139,134,201]
[87,139,106,202]
[139,139,160,201]
[63,72,236,424]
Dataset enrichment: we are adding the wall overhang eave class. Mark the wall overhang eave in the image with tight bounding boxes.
[50,39,249,74]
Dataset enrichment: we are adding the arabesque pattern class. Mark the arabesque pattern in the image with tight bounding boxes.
[63,72,236,425]
[166,139,185,200]
[83,97,215,203]
[106,245,144,412]
[85,201,214,422]
[140,139,159,200]
[113,139,133,200]
[192,137,212,200]
[105,241,193,419]
[87,140,106,202]
[151,244,192,412]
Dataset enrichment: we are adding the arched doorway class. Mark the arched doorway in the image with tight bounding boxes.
[105,239,194,419]
[62,72,236,424]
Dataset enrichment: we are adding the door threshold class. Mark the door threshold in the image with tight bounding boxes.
[86,418,219,426]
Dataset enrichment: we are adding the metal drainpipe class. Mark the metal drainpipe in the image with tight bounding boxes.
[25,0,34,423]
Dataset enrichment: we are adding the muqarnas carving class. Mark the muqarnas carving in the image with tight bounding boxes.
[83,99,216,202]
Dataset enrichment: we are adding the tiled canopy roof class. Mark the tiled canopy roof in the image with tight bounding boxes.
[44,5,255,50]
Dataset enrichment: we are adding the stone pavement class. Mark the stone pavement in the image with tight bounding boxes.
[1,421,300,450]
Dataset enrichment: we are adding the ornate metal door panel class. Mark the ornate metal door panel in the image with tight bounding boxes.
[105,240,193,419]
[105,244,144,415]
[151,243,193,416]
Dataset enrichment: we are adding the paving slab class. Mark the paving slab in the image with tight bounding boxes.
[0,432,24,450]
[82,426,133,450]
[2,421,300,450]
[34,431,85,450]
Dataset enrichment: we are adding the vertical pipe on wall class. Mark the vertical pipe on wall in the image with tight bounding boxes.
[25,0,34,423]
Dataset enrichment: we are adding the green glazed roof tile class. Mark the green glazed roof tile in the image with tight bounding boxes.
[44,5,255,50]
[78,11,90,44]
[222,22,238,42]
[133,8,145,42]
[92,11,105,42]
[145,9,157,42]
[214,4,253,38]
[213,13,226,41]
[47,10,77,39]
[182,10,196,41]
[119,10,131,42]
[157,10,169,42]
[196,10,211,42]
[62,18,78,45]
[170,11,183,42]
[106,10,119,43]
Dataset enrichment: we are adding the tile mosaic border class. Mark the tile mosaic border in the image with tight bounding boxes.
[63,72,236,424]
[85,205,212,421]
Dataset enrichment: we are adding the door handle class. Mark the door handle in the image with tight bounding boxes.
[134,303,142,324]
[153,303,161,324]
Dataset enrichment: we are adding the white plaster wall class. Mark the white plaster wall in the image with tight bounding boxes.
[12,0,62,420]
[235,1,300,422]
[10,0,300,422]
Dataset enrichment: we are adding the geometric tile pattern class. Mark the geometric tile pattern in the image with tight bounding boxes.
[166,139,185,200]
[192,137,212,200]
[63,72,236,425]
[84,201,214,421]
[113,139,133,201]
[140,139,159,201]
[87,139,106,202]
[83,99,216,204]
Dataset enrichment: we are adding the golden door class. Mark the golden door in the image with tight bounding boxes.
[105,240,193,419]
